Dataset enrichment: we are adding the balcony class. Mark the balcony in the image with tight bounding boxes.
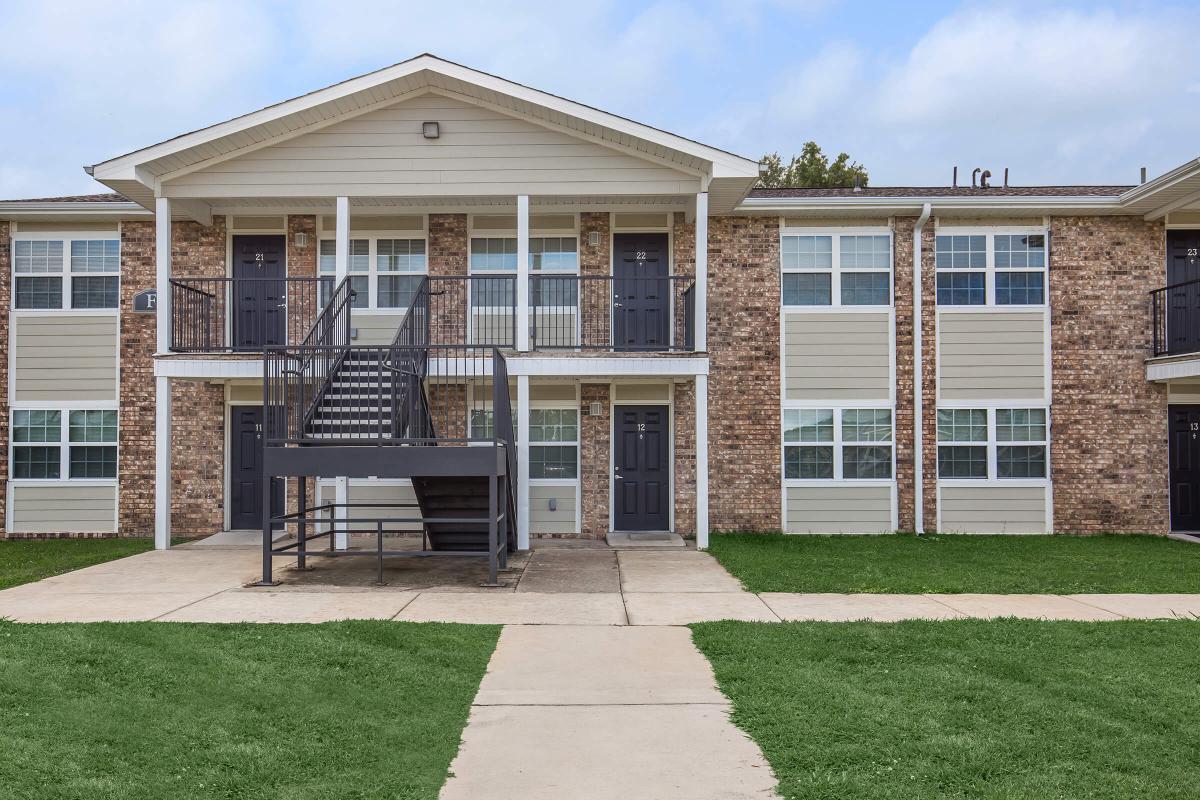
[170,274,697,354]
[1151,278,1200,357]
[169,276,333,353]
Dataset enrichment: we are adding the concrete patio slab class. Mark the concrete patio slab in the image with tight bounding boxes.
[440,704,778,800]
[617,550,746,593]
[396,592,628,625]
[0,591,207,622]
[1069,593,1200,619]
[761,592,965,622]
[606,531,686,548]
[932,594,1123,620]
[157,590,418,623]
[475,625,726,705]
[516,549,619,593]
[623,592,780,625]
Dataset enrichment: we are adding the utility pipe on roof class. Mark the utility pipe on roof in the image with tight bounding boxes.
[913,203,931,534]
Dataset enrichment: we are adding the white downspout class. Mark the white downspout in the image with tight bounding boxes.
[913,203,931,534]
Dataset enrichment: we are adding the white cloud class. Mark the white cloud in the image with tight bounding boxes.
[716,4,1200,185]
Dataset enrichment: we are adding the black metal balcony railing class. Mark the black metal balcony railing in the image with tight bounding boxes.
[1151,278,1200,357]
[529,274,696,351]
[169,276,334,352]
[171,273,698,353]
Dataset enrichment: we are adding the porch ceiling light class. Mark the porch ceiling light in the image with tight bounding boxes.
[422,121,440,139]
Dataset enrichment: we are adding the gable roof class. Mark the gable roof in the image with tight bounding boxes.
[749,185,1133,199]
[89,54,760,213]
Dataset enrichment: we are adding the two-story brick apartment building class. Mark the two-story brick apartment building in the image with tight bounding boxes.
[0,56,1196,574]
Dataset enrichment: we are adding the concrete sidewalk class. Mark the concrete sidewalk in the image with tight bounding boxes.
[2,545,1200,623]
[439,625,780,800]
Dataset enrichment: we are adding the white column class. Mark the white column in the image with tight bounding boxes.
[515,195,530,351]
[334,196,351,549]
[154,376,172,549]
[153,197,172,549]
[695,373,709,549]
[334,476,349,550]
[694,191,708,351]
[517,374,530,549]
[334,197,350,285]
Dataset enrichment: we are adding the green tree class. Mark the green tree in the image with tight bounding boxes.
[757,142,869,189]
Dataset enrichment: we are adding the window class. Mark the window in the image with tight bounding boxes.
[12,408,117,480]
[469,409,494,441]
[936,232,1046,306]
[376,239,426,309]
[784,408,893,480]
[320,236,426,309]
[13,238,119,310]
[529,408,579,479]
[937,407,1047,479]
[781,232,891,308]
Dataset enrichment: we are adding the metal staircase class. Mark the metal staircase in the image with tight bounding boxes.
[259,276,517,586]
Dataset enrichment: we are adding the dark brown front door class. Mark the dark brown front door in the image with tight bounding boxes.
[614,405,670,531]
[1169,405,1200,531]
[1165,231,1200,355]
[613,233,670,351]
[232,235,286,350]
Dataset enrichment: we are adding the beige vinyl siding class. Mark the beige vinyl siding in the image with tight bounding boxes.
[613,213,670,229]
[531,383,577,402]
[228,383,263,403]
[783,312,890,401]
[317,481,421,532]
[613,383,670,403]
[937,216,1045,228]
[939,311,1046,400]
[782,217,890,228]
[322,214,423,233]
[10,484,117,533]
[785,485,892,534]
[14,315,118,402]
[472,214,575,232]
[939,485,1048,534]
[16,221,118,233]
[1167,380,1200,403]
[530,484,578,534]
[352,313,404,345]
[164,94,701,199]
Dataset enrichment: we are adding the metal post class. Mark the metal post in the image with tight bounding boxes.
[297,475,308,570]
[485,472,500,587]
[498,475,509,570]
[256,468,279,586]
[376,521,385,586]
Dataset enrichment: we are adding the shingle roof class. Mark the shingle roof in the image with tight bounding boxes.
[0,192,131,203]
[748,186,1133,199]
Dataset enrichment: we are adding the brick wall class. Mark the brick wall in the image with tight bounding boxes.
[286,214,318,344]
[119,217,229,537]
[579,383,610,537]
[707,215,781,531]
[1050,216,1169,533]
[579,212,611,345]
[428,213,468,343]
[673,379,696,536]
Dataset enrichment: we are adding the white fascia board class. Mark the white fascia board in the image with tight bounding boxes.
[507,356,709,377]
[1119,157,1200,205]
[0,203,152,222]
[1146,356,1200,382]
[155,358,265,379]
[734,196,1127,215]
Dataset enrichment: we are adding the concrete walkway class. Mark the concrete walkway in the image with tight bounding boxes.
[439,625,779,800]
[2,545,1200,622]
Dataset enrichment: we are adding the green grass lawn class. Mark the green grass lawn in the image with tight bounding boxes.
[707,533,1200,593]
[0,620,498,799]
[692,619,1200,800]
[0,538,155,590]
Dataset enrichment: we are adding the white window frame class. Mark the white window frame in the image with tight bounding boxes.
[779,227,892,310]
[935,404,1051,485]
[11,232,121,315]
[528,404,580,483]
[934,227,1048,308]
[782,403,896,485]
[9,403,119,485]
[317,231,428,311]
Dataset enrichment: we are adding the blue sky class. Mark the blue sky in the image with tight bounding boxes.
[1,0,1197,198]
